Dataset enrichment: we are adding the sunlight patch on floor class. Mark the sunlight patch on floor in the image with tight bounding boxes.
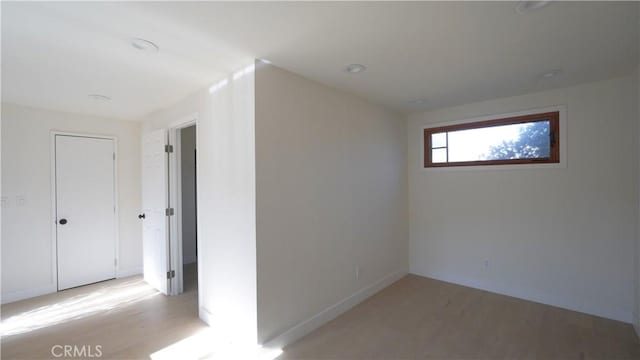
[1,279,158,336]
[150,328,282,360]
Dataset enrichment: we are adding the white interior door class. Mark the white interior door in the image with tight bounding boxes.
[55,135,116,290]
[142,129,169,294]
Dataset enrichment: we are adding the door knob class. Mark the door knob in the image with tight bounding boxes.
[138,213,146,219]
[59,218,68,225]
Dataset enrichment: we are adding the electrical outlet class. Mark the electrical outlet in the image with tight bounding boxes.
[15,196,25,207]
[483,259,489,268]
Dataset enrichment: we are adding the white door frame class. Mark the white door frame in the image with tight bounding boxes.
[167,114,198,295]
[50,131,119,290]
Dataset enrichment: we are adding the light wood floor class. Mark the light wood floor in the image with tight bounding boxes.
[1,263,206,360]
[3,271,639,359]
[278,274,640,359]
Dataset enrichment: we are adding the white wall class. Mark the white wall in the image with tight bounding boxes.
[142,64,257,345]
[143,62,407,347]
[408,74,638,323]
[180,125,197,265]
[635,5,640,336]
[255,64,408,345]
[636,67,640,331]
[1,103,142,303]
[635,66,640,334]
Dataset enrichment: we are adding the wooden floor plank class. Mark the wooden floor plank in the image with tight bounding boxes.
[2,270,638,359]
[1,263,205,360]
[278,275,640,360]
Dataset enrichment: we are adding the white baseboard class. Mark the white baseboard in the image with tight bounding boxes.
[2,267,143,304]
[2,268,142,305]
[412,270,632,323]
[263,268,408,349]
[199,306,213,326]
[1,283,57,304]
[117,266,142,278]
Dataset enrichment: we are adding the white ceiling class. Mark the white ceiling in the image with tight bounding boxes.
[2,2,638,120]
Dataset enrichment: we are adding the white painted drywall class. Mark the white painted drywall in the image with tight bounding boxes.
[633,5,640,337]
[636,70,640,332]
[635,6,640,336]
[1,103,142,303]
[254,63,408,344]
[142,62,407,347]
[180,125,197,265]
[142,64,257,345]
[635,67,640,334]
[408,74,638,323]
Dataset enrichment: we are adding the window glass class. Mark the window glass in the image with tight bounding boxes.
[424,112,559,167]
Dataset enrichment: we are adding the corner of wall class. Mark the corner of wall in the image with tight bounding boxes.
[634,2,640,333]
[635,61,640,338]
[262,268,407,349]
[254,62,410,348]
[1,104,143,304]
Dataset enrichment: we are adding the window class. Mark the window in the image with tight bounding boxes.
[424,111,559,167]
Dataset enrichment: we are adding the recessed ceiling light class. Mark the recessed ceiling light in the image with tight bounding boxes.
[540,69,562,79]
[130,38,159,52]
[88,94,111,101]
[408,98,427,105]
[345,64,367,74]
[516,1,552,14]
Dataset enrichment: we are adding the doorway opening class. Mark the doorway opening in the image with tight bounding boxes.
[165,118,198,299]
[140,118,198,299]
[176,124,198,295]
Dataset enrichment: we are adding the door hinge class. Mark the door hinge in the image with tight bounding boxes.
[165,208,174,216]
[166,270,175,279]
[113,152,116,160]
[165,144,174,153]
[114,258,118,266]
